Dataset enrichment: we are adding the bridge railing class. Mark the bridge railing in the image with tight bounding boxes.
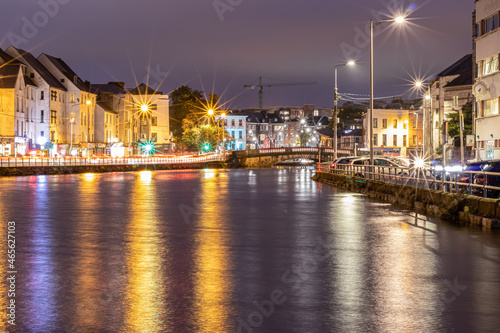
[318,163,500,198]
[0,154,224,168]
[254,147,352,155]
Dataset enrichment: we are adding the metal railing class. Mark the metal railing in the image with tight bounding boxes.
[256,147,351,155]
[0,154,225,168]
[318,163,500,198]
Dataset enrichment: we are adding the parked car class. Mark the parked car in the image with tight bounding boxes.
[458,160,492,185]
[473,161,500,198]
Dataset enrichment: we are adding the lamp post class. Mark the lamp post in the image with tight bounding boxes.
[70,113,75,154]
[334,60,355,159]
[140,104,149,142]
[369,16,405,167]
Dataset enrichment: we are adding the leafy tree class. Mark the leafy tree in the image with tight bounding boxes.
[169,85,205,140]
[448,102,473,139]
[182,124,231,152]
[327,102,365,129]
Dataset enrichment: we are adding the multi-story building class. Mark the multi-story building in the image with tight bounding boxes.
[38,53,97,156]
[127,83,170,153]
[363,109,422,156]
[5,46,68,155]
[216,113,247,150]
[473,0,500,160]
[0,60,23,156]
[424,54,473,156]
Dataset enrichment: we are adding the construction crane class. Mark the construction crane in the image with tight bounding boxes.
[244,77,317,108]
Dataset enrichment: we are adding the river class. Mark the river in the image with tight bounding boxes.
[0,168,500,332]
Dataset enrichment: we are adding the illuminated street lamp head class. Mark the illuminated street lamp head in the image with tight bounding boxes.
[415,81,422,88]
[395,16,405,24]
[86,100,91,105]
[425,95,431,100]
[208,109,214,116]
[141,104,149,112]
[221,112,226,118]
[347,60,355,66]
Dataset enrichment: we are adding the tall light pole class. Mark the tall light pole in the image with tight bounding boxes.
[334,60,355,159]
[370,16,405,166]
[140,104,149,142]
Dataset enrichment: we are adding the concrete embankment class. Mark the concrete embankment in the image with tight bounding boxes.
[312,171,500,229]
[0,161,226,177]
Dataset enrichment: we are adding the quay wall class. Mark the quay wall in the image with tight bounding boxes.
[312,171,500,229]
[0,161,226,177]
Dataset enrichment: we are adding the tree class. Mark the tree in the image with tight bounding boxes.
[169,85,205,141]
[448,102,473,139]
[327,102,365,129]
[182,123,231,152]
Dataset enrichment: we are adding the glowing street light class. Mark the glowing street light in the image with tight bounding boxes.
[334,60,355,158]
[369,15,406,168]
[208,109,214,116]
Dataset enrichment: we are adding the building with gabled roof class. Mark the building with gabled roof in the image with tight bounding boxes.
[38,53,97,156]
[6,46,70,154]
[424,54,473,157]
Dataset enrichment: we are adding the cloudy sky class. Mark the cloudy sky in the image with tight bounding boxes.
[0,0,474,109]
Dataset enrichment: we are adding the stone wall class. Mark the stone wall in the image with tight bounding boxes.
[312,171,500,229]
[0,161,225,177]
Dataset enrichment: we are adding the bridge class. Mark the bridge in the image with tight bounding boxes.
[227,147,351,168]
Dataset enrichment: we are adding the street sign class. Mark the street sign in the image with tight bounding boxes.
[45,142,54,149]
[466,135,475,147]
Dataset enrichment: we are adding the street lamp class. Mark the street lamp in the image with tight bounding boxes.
[140,104,149,142]
[369,16,405,167]
[334,60,355,158]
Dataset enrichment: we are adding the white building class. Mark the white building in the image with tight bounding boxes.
[217,114,247,150]
[127,84,170,153]
[38,53,97,156]
[474,0,500,160]
[6,46,69,155]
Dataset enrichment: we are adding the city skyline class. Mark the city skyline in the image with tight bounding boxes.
[0,0,474,109]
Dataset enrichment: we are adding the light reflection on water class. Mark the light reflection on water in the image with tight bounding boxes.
[0,168,499,332]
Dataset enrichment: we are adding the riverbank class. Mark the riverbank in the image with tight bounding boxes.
[312,171,500,229]
[0,161,226,176]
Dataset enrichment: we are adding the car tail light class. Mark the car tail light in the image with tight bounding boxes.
[330,164,335,169]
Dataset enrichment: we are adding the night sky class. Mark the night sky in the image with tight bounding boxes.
[0,0,474,109]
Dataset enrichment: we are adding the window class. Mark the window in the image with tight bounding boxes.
[239,119,243,127]
[373,118,378,128]
[480,55,499,77]
[403,121,407,129]
[382,134,387,146]
[50,110,56,124]
[482,98,499,117]
[413,119,417,129]
[231,120,235,127]
[393,134,397,146]
[382,119,387,128]
[285,124,288,130]
[151,117,158,126]
[50,131,55,142]
[31,109,33,122]
[403,135,407,147]
[239,131,243,139]
[70,94,75,103]
[481,13,499,35]
[40,91,44,100]
[50,91,57,101]
[231,131,235,138]
[373,134,378,146]
[413,135,417,145]
[151,133,157,142]
[393,119,397,129]
[40,110,44,123]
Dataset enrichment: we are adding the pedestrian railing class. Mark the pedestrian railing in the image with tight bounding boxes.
[0,154,225,168]
[318,163,500,198]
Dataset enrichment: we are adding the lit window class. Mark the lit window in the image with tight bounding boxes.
[382,119,387,129]
[480,55,499,77]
